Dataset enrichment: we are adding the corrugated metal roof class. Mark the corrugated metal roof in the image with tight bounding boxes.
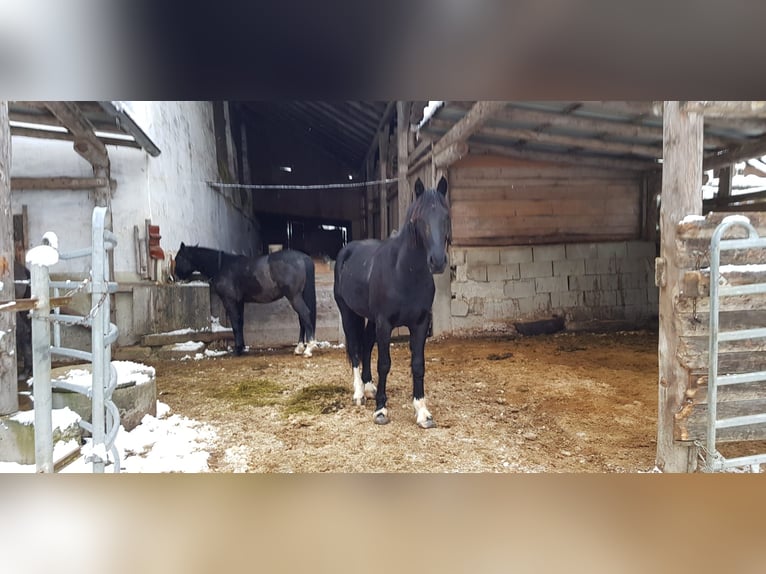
[238,101,396,170]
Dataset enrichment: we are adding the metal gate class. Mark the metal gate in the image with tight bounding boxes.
[27,206,120,473]
[705,214,766,471]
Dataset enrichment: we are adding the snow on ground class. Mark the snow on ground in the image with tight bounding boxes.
[154,316,233,337]
[0,401,219,474]
[1,359,220,474]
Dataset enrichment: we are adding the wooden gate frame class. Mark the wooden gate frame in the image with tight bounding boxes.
[657,101,766,472]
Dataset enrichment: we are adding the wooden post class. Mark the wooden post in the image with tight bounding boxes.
[397,101,411,230]
[365,154,374,239]
[378,129,389,239]
[656,101,704,472]
[0,101,18,415]
[716,165,733,208]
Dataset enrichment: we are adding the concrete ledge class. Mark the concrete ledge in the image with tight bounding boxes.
[49,363,157,432]
[0,407,82,465]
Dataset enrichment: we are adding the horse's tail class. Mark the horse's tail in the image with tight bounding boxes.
[302,254,317,340]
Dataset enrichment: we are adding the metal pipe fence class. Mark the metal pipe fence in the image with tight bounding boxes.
[27,206,120,473]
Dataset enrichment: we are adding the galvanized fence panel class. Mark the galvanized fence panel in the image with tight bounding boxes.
[706,215,766,472]
[26,207,120,473]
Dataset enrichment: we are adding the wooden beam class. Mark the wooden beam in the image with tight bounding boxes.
[10,126,141,149]
[476,124,662,158]
[364,101,396,169]
[0,101,17,415]
[433,141,468,168]
[703,135,766,171]
[433,101,507,156]
[42,102,109,169]
[469,142,659,171]
[656,101,704,473]
[589,101,659,117]
[497,106,730,149]
[11,176,114,191]
[682,101,766,117]
[10,109,126,136]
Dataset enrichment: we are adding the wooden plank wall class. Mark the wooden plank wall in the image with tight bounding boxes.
[450,155,642,246]
[674,212,766,443]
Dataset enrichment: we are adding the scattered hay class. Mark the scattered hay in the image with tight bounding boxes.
[284,384,348,416]
[208,379,284,408]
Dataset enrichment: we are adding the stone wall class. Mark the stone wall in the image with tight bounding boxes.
[448,241,658,333]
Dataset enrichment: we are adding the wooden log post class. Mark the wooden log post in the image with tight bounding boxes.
[397,101,411,231]
[716,165,733,208]
[0,101,18,415]
[378,129,389,239]
[656,101,704,472]
[365,154,374,238]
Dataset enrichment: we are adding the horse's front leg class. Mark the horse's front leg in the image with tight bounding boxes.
[373,319,393,425]
[361,319,377,401]
[409,319,435,428]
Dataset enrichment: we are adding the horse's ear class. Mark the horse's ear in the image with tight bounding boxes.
[180,242,185,248]
[414,178,425,198]
[437,176,448,196]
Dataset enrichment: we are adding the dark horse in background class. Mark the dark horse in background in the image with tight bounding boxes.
[14,263,32,379]
[334,176,450,428]
[173,244,318,357]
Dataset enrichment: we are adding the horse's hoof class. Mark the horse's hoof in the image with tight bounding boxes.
[233,348,245,356]
[374,412,390,425]
[294,343,305,355]
[353,396,365,406]
[417,418,436,429]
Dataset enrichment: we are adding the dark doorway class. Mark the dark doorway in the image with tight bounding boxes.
[257,212,350,260]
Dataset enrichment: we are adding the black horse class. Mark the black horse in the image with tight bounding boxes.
[14,262,32,380]
[334,176,450,428]
[173,244,318,357]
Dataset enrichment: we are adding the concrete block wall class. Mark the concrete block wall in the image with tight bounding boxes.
[449,241,658,333]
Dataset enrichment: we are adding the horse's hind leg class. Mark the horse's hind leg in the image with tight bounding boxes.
[361,319,377,400]
[337,300,366,405]
[222,298,246,355]
[295,322,307,355]
[287,294,316,357]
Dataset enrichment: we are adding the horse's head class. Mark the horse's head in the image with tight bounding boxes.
[173,242,195,281]
[410,176,450,274]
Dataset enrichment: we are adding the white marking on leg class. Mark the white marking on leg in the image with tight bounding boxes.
[294,342,305,355]
[363,381,377,399]
[352,367,364,405]
[373,407,388,422]
[413,398,434,428]
[302,339,318,357]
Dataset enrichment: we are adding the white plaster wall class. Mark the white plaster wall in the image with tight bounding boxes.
[11,101,257,282]
[11,138,95,275]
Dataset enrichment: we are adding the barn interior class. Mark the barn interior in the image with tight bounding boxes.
[7,101,766,474]
[231,101,766,258]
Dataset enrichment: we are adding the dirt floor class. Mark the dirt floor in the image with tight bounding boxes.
[151,330,662,473]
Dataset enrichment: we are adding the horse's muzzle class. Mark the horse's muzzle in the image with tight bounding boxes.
[428,255,448,274]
